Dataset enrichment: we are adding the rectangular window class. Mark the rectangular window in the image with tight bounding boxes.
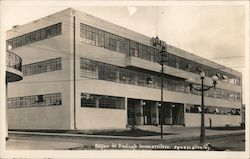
[22,57,62,76]
[137,73,147,86]
[119,69,135,85]
[79,23,240,86]
[80,23,130,55]
[236,77,240,85]
[8,93,62,109]
[81,93,125,109]
[129,40,139,57]
[80,58,240,102]
[7,23,62,49]
[105,65,118,82]
[139,44,148,60]
[186,104,241,116]
[167,54,176,67]
[80,93,97,107]
[80,58,98,79]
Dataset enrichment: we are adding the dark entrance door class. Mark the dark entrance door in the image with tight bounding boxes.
[143,104,151,125]
[172,103,184,125]
[159,102,184,125]
[127,99,142,125]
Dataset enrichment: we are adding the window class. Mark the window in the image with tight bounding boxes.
[146,46,155,62]
[139,44,150,60]
[99,96,125,109]
[81,93,125,109]
[236,77,240,85]
[186,62,193,72]
[186,104,240,116]
[80,59,98,78]
[196,65,204,74]
[167,54,176,67]
[129,40,139,57]
[79,23,241,86]
[8,93,62,109]
[22,57,62,76]
[7,23,62,49]
[119,69,135,85]
[137,73,147,86]
[188,105,201,113]
[121,38,130,55]
[154,48,160,63]
[80,23,130,54]
[81,93,97,107]
[80,23,105,47]
[105,65,118,82]
[80,58,240,101]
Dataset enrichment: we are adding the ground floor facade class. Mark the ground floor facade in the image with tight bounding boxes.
[8,79,241,130]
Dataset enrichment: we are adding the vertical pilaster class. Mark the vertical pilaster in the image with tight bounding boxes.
[125,97,128,126]
[169,104,173,125]
[156,102,159,125]
[183,103,186,126]
[140,100,143,125]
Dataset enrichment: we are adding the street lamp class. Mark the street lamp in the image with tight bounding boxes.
[186,71,218,144]
[151,36,168,139]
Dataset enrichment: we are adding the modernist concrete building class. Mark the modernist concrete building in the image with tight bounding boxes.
[7,8,242,130]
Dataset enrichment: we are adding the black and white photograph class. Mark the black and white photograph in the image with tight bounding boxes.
[0,0,249,159]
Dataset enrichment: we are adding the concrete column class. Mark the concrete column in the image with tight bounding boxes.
[125,97,128,126]
[156,102,159,125]
[116,70,120,83]
[135,100,143,125]
[140,100,143,125]
[96,98,99,108]
[165,103,173,125]
[169,104,173,125]
[150,102,158,125]
[134,75,138,86]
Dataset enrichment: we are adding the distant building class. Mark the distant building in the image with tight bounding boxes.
[6,8,242,130]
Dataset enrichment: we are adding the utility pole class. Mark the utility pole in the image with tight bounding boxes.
[151,36,168,139]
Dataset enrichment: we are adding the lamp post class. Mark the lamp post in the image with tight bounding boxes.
[186,71,218,144]
[151,36,168,139]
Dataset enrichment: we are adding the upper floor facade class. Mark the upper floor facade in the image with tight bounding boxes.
[6,8,242,102]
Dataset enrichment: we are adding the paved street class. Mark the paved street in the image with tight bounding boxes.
[6,126,245,151]
[7,133,244,151]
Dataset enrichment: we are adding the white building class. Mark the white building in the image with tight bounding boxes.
[7,8,242,130]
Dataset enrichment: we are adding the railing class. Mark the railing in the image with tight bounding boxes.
[6,51,22,72]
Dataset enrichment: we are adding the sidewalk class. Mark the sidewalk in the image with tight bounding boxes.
[7,126,245,150]
[8,125,245,141]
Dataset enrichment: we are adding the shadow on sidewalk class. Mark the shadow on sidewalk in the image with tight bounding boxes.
[10,129,178,137]
[77,129,178,137]
[208,126,243,131]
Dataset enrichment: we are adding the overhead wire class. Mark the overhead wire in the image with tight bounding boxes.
[9,11,245,64]
[6,10,245,77]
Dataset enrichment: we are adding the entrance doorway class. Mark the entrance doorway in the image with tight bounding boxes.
[142,101,158,125]
[171,103,184,125]
[159,102,184,125]
[127,99,142,125]
[127,99,184,126]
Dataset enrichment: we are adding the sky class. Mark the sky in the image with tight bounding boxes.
[1,1,248,102]
[1,2,246,71]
